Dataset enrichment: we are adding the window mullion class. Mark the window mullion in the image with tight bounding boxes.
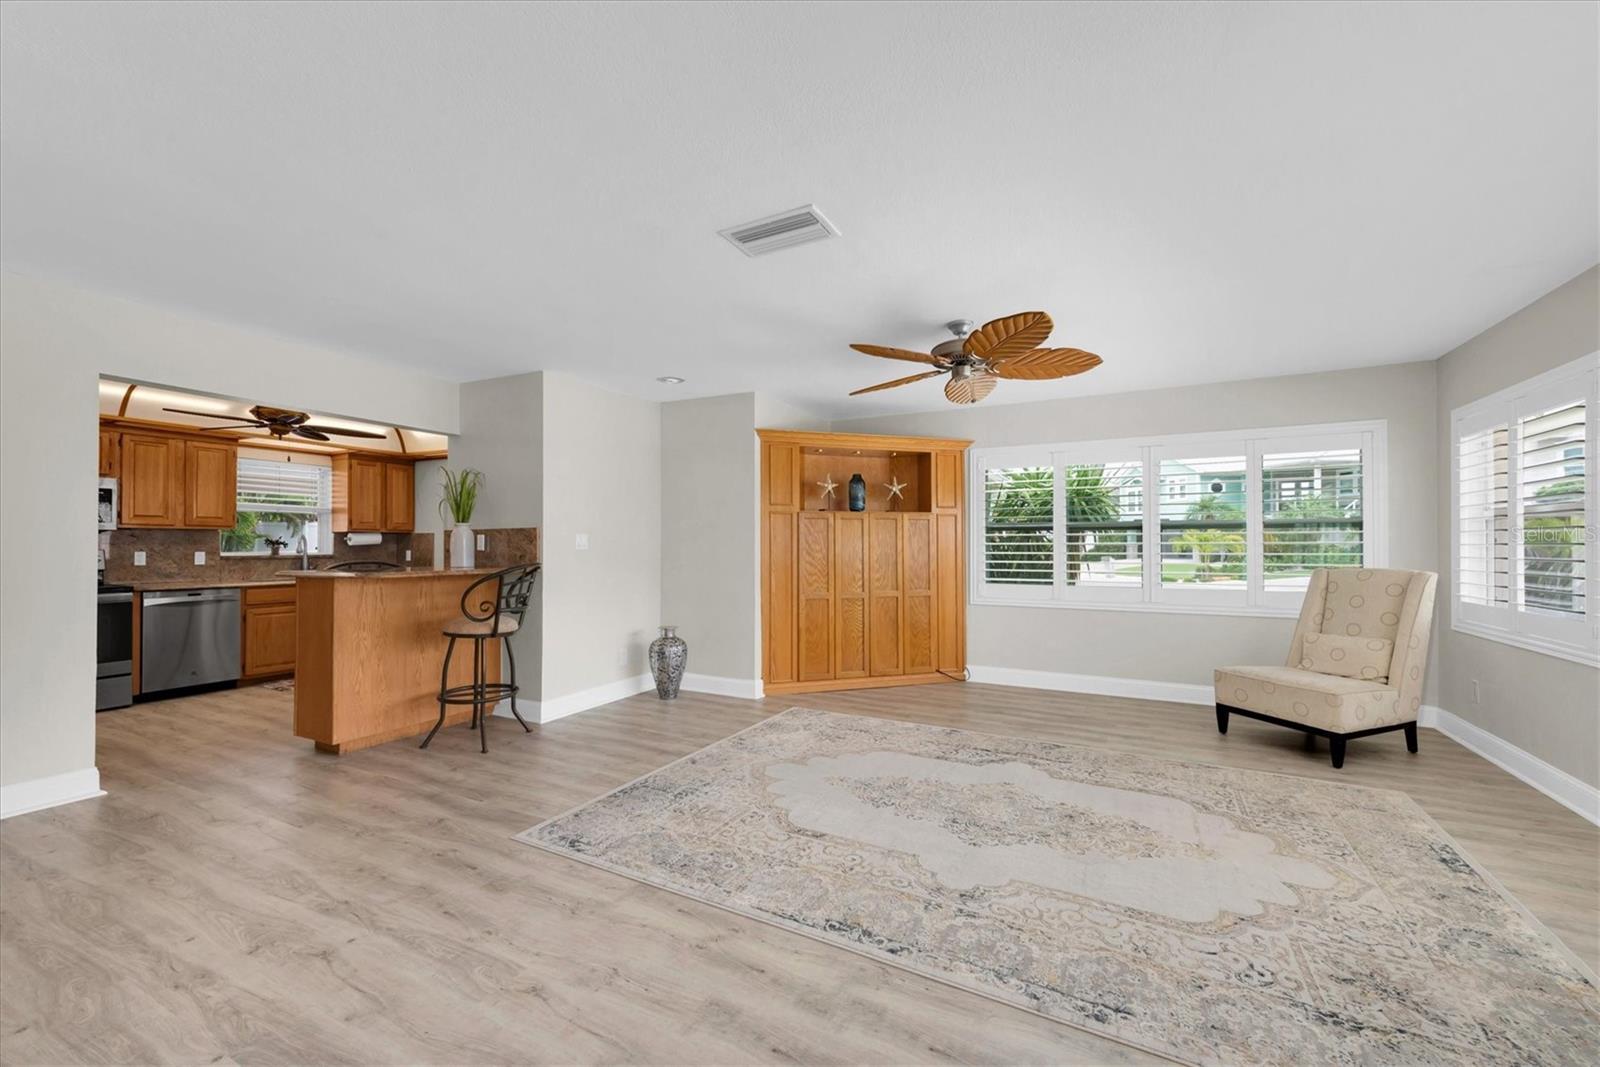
[1052,461,1066,599]
[1142,447,1157,603]
[1246,441,1264,606]
[1507,410,1524,633]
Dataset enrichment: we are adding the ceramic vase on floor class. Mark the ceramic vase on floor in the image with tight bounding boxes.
[449,525,476,568]
[649,626,687,700]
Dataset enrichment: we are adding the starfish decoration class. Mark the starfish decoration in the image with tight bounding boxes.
[884,476,907,502]
[816,474,839,500]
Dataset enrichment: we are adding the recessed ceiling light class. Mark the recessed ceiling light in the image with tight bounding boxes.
[656,375,686,384]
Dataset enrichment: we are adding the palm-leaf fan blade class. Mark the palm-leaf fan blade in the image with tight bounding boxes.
[299,424,389,438]
[848,343,943,366]
[944,373,996,405]
[849,370,946,396]
[963,311,1053,362]
[989,348,1103,380]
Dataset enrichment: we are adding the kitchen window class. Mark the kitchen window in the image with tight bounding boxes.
[1451,352,1597,666]
[971,421,1386,616]
[220,451,334,556]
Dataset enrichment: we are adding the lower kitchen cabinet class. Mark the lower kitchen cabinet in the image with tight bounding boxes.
[242,585,296,679]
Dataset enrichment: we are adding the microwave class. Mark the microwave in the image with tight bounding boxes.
[97,477,118,531]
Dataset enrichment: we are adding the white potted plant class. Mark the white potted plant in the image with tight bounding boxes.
[438,468,484,569]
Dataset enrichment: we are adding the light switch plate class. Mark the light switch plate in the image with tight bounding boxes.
[576,533,589,551]
[194,550,206,565]
[133,550,147,567]
[476,533,486,551]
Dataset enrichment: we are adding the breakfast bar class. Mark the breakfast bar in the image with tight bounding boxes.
[283,567,512,754]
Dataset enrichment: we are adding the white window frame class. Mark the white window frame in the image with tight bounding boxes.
[1449,352,1599,667]
[970,420,1387,618]
[220,451,336,558]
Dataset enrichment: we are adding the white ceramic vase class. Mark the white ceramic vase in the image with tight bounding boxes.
[449,524,476,569]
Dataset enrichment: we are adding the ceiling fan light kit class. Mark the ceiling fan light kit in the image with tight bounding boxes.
[848,311,1102,406]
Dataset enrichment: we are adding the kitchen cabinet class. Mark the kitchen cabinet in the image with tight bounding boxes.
[334,455,416,533]
[242,585,296,679]
[183,440,238,528]
[98,429,120,477]
[119,432,186,527]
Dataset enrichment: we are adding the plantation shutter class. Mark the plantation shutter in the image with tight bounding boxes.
[983,465,1053,587]
[1260,446,1365,591]
[1516,399,1586,618]
[1456,424,1510,609]
[236,456,331,515]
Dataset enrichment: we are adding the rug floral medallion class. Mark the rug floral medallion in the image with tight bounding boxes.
[516,708,1598,1065]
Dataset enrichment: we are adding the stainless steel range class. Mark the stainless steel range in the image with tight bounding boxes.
[96,584,134,710]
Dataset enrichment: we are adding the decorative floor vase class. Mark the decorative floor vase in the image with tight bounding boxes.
[648,626,687,700]
[449,524,476,569]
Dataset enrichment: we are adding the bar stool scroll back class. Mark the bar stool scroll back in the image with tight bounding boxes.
[421,563,541,753]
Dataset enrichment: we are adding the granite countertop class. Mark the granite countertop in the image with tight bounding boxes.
[275,566,526,580]
[126,578,298,592]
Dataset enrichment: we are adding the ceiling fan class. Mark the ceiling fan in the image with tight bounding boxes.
[849,311,1102,405]
[162,404,388,442]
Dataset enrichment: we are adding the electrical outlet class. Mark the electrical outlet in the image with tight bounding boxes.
[476,533,486,551]
[1471,679,1481,705]
[133,550,147,567]
[194,550,206,565]
[404,549,412,562]
[576,533,589,551]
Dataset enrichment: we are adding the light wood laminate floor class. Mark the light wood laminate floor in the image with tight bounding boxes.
[2,682,1595,1065]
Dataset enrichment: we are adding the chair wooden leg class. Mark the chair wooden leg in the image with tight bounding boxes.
[1303,731,1317,752]
[1404,721,1418,754]
[1329,735,1346,769]
[1215,705,1229,734]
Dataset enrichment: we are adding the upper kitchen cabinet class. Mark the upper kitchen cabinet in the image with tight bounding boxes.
[333,455,415,533]
[98,428,120,477]
[183,439,238,528]
[119,432,186,526]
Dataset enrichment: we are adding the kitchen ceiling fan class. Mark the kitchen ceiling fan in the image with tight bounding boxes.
[849,311,1102,405]
[162,404,388,442]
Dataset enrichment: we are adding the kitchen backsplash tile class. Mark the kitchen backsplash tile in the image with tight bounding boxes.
[103,527,403,583]
[408,527,539,570]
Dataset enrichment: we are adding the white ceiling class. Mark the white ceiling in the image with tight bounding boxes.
[3,2,1596,418]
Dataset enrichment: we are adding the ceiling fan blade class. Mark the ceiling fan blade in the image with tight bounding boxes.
[849,343,943,366]
[292,428,333,441]
[964,312,1054,362]
[848,370,946,397]
[989,347,1103,380]
[192,423,269,432]
[163,406,259,422]
[298,424,389,439]
[944,373,997,405]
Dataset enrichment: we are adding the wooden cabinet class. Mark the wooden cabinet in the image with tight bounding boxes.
[242,585,296,679]
[184,440,238,528]
[334,455,416,533]
[383,461,414,532]
[98,429,120,477]
[758,430,970,696]
[119,432,186,527]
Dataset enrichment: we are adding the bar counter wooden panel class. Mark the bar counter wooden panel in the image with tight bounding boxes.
[289,569,506,754]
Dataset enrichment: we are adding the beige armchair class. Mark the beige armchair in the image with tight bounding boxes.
[1214,567,1437,768]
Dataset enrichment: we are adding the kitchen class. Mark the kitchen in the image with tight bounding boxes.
[95,378,538,750]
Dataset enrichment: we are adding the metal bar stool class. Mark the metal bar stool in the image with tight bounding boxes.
[420,563,541,753]
[323,560,403,572]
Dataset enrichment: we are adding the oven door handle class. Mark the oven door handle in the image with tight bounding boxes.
[97,591,134,603]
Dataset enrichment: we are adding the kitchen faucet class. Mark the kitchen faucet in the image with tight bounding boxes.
[296,534,309,570]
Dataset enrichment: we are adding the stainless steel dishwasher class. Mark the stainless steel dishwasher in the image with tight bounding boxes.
[141,588,242,695]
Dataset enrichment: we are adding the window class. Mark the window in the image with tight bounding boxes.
[220,451,334,556]
[972,422,1385,616]
[1451,352,1598,665]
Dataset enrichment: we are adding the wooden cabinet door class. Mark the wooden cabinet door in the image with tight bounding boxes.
[98,429,120,477]
[243,603,297,678]
[119,432,184,527]
[933,450,962,510]
[868,514,902,676]
[935,512,965,672]
[764,442,800,509]
[796,513,833,681]
[764,512,796,685]
[833,513,869,679]
[184,440,237,528]
[383,461,414,532]
[903,514,936,674]
[348,457,385,531]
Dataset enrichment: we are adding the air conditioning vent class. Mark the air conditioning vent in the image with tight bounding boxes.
[719,204,840,257]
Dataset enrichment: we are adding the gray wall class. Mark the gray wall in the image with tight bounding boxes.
[1434,266,1600,788]
[834,360,1441,697]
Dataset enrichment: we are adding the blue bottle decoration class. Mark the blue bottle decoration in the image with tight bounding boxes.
[848,474,866,511]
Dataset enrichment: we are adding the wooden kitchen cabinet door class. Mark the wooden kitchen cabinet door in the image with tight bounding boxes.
[243,603,297,678]
[98,429,120,477]
[119,432,185,527]
[833,513,868,680]
[796,513,833,681]
[184,440,237,528]
[335,455,385,532]
[868,514,902,676]
[383,461,414,532]
[902,514,936,674]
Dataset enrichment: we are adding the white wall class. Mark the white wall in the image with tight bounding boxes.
[834,361,1440,697]
[1434,266,1600,788]
[539,373,661,704]
[0,271,459,813]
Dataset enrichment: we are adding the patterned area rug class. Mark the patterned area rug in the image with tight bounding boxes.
[516,708,1598,1065]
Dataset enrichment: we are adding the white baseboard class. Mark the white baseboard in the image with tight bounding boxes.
[968,665,1213,706]
[1422,704,1599,826]
[0,767,105,820]
[679,672,763,700]
[493,673,654,724]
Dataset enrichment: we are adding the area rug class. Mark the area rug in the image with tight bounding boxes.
[515,708,1598,1065]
